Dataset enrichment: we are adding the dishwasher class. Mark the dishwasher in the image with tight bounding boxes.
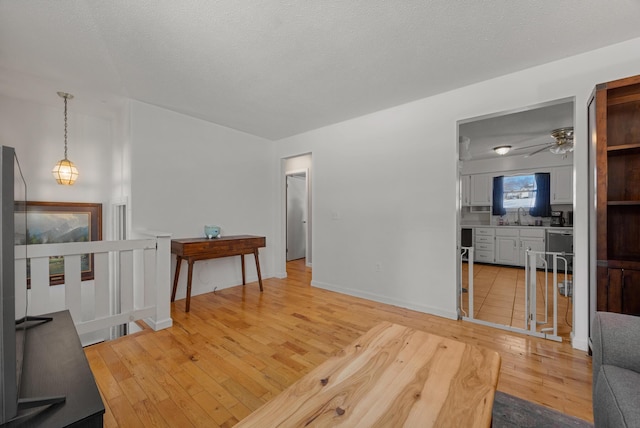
[546,229,573,296]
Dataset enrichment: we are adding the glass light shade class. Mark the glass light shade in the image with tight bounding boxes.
[493,145,512,155]
[550,144,574,155]
[52,158,79,185]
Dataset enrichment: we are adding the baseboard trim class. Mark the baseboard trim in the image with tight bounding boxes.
[310,280,457,320]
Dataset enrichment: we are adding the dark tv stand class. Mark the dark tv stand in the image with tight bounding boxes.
[9,313,65,424]
[16,315,53,327]
[3,310,104,427]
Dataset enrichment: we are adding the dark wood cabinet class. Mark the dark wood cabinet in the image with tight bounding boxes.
[591,74,640,317]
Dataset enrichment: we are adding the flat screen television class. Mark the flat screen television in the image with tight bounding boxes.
[0,145,23,424]
[1,146,65,425]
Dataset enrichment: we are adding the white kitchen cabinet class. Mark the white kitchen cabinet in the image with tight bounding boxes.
[468,226,548,267]
[474,228,495,263]
[520,234,546,268]
[461,175,471,206]
[551,166,573,204]
[495,229,519,265]
[470,174,492,206]
[495,228,546,267]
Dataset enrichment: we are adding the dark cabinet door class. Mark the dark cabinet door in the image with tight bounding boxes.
[622,269,640,315]
[607,268,624,313]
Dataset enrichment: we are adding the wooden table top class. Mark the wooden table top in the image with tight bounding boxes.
[171,234,264,245]
[236,321,501,427]
[171,235,265,258]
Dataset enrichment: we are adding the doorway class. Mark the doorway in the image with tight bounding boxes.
[457,98,576,341]
[283,153,312,275]
[286,172,307,262]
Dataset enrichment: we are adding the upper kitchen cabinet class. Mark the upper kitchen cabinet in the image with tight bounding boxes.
[469,174,492,206]
[551,165,573,204]
[461,175,471,206]
[591,73,640,316]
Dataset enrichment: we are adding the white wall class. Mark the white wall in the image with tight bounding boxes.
[274,37,640,350]
[0,94,123,226]
[129,102,276,298]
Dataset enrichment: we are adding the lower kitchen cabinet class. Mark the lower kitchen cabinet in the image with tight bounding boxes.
[474,228,495,263]
[519,228,546,268]
[520,237,545,268]
[495,228,545,268]
[495,229,519,265]
[466,226,548,268]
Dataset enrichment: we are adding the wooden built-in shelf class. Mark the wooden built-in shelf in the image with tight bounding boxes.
[607,143,640,152]
[607,200,640,206]
[605,259,640,270]
[607,93,640,106]
[594,74,640,317]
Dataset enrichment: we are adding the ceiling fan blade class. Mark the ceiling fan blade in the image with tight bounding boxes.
[550,141,574,155]
[524,144,554,158]
[511,142,552,152]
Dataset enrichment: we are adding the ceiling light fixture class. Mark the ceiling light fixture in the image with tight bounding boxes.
[52,92,79,185]
[493,145,512,156]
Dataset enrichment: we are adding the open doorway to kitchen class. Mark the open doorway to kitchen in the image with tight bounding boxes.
[457,98,575,342]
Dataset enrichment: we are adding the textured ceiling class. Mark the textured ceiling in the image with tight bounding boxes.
[1,1,640,140]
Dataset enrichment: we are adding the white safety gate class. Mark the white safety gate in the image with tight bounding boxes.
[460,246,572,342]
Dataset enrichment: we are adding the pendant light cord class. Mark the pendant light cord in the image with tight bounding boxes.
[63,95,68,160]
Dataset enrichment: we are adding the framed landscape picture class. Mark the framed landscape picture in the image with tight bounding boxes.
[14,202,102,285]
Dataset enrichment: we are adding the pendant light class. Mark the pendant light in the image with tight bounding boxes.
[52,92,79,185]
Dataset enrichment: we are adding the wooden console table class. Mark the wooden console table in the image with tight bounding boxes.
[171,235,266,312]
[236,322,501,427]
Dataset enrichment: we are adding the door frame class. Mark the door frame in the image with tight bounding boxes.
[286,170,309,263]
[285,168,310,267]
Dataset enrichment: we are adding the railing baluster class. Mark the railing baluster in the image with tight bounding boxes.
[93,252,109,319]
[119,250,134,315]
[30,257,51,316]
[64,254,82,322]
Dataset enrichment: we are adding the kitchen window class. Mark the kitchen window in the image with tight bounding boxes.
[503,174,537,209]
[493,173,551,217]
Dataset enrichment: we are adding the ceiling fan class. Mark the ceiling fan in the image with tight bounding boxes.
[518,127,574,158]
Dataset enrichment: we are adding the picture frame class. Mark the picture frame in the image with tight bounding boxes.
[14,201,102,285]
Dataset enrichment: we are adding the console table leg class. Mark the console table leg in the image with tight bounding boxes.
[186,260,194,312]
[241,254,246,285]
[254,249,263,292]
[171,256,182,302]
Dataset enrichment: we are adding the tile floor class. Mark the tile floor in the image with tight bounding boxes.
[461,263,573,340]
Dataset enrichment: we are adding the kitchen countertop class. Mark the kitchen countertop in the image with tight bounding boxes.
[461,224,573,231]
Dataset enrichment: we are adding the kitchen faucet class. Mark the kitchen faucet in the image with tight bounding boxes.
[517,207,526,225]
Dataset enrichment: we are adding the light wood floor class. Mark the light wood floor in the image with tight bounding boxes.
[461,263,573,340]
[86,259,593,427]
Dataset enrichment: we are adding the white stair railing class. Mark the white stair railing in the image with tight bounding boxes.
[14,232,172,344]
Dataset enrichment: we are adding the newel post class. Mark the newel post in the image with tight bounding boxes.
[145,231,173,331]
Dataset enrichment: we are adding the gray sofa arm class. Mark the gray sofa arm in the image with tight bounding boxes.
[592,312,640,381]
